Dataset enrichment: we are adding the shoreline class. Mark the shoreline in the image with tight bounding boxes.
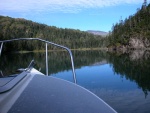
[5,47,150,54]
[11,48,108,53]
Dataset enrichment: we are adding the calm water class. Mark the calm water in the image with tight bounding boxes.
[1,50,150,113]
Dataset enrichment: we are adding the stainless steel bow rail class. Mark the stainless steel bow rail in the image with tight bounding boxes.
[0,38,77,84]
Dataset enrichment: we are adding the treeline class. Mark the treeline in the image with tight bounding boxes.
[108,2,150,48]
[0,16,107,51]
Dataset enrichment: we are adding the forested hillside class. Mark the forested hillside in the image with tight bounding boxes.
[108,2,150,49]
[0,16,106,51]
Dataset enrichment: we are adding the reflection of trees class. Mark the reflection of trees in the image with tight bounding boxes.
[1,50,150,97]
[0,52,46,76]
[44,50,108,74]
[107,51,150,97]
[0,50,107,76]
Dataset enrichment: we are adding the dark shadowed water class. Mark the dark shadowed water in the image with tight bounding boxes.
[1,50,150,113]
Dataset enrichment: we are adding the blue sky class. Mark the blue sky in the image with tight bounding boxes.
[0,0,147,32]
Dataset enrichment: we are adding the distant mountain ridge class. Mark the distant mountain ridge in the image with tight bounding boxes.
[87,30,108,36]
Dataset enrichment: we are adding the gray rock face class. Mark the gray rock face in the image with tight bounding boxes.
[129,38,145,48]
[129,37,150,49]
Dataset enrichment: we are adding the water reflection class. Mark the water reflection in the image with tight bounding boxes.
[1,50,150,96]
[0,50,107,76]
[0,52,46,76]
[107,50,150,98]
[74,64,149,113]
[1,50,150,112]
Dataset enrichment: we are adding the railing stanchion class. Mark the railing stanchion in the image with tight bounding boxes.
[0,38,77,83]
[0,42,3,56]
[46,43,48,76]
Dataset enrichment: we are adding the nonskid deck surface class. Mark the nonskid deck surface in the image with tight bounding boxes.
[8,74,116,113]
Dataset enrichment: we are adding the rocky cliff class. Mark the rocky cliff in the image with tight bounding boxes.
[129,37,150,49]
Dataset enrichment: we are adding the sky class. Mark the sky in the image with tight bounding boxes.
[0,0,148,32]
